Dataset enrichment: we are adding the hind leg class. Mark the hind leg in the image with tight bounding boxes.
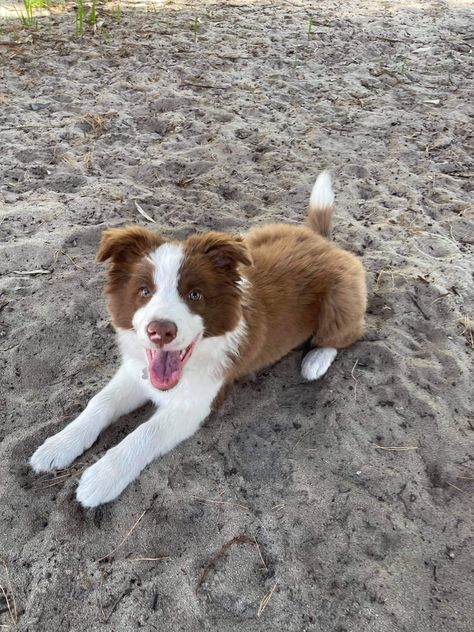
[302,257,367,380]
[301,347,337,381]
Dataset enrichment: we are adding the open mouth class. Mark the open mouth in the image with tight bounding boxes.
[145,335,200,390]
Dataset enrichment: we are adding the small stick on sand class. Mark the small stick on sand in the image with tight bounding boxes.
[134,200,156,223]
[12,269,51,276]
[197,534,258,587]
[374,445,418,451]
[98,587,131,624]
[375,268,402,292]
[126,556,169,562]
[0,344,18,353]
[291,428,312,452]
[180,82,229,90]
[33,465,87,489]
[271,502,285,511]
[96,510,147,563]
[253,537,268,571]
[447,220,456,243]
[55,249,85,271]
[446,482,466,494]
[460,315,474,349]
[257,582,277,617]
[409,294,430,320]
[0,560,17,628]
[430,292,450,305]
[191,495,249,511]
[97,589,106,623]
[351,359,359,401]
[375,268,388,292]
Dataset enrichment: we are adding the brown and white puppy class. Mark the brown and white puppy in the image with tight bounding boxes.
[30,172,367,507]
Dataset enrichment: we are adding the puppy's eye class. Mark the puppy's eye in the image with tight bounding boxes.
[188,289,202,301]
[140,287,152,298]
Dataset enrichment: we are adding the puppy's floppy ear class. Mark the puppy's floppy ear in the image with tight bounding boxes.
[187,231,252,269]
[96,226,165,263]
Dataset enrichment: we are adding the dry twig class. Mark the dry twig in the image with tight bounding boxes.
[134,200,156,223]
[12,269,50,276]
[430,292,450,305]
[54,249,85,271]
[374,445,418,451]
[33,465,87,489]
[126,556,169,562]
[460,315,474,349]
[446,482,466,494]
[0,561,17,628]
[351,359,359,401]
[98,587,131,624]
[257,582,277,617]
[253,538,268,571]
[197,534,266,587]
[191,495,249,511]
[96,510,147,563]
[80,113,110,135]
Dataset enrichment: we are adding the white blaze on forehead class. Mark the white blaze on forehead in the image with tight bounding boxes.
[132,242,204,351]
[147,243,184,297]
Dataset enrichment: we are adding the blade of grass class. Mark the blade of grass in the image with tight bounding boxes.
[76,0,84,36]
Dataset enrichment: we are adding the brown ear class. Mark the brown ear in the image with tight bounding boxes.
[186,231,252,269]
[96,226,165,263]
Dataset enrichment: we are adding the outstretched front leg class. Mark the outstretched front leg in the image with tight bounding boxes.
[76,381,220,508]
[30,361,148,473]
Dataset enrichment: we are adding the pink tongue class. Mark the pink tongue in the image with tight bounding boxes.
[149,350,182,390]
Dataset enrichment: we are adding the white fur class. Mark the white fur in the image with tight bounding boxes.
[31,314,246,507]
[133,243,203,351]
[301,347,337,381]
[76,353,224,507]
[30,362,148,473]
[309,170,334,211]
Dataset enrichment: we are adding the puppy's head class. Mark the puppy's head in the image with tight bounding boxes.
[97,226,251,390]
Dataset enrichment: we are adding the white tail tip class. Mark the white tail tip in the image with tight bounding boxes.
[309,170,334,211]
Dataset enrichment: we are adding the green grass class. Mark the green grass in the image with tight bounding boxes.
[113,0,121,24]
[17,0,55,29]
[13,0,122,37]
[400,55,409,75]
[75,0,84,35]
[307,15,313,36]
[88,0,98,30]
[18,0,38,29]
[75,0,99,35]
[193,15,199,42]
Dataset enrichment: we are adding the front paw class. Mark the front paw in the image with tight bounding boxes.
[30,431,83,473]
[76,451,132,508]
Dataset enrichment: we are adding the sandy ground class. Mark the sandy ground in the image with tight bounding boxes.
[1,0,473,630]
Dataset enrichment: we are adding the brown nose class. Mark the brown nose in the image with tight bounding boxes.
[147,320,177,346]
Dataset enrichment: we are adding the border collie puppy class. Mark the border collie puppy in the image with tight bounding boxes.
[31,172,367,507]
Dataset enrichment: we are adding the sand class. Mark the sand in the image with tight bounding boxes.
[1,0,473,630]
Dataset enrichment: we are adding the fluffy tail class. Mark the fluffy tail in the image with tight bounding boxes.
[306,170,334,238]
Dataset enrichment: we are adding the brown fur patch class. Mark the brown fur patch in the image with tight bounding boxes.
[96,226,165,329]
[223,223,367,383]
[179,232,251,337]
[306,206,333,238]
